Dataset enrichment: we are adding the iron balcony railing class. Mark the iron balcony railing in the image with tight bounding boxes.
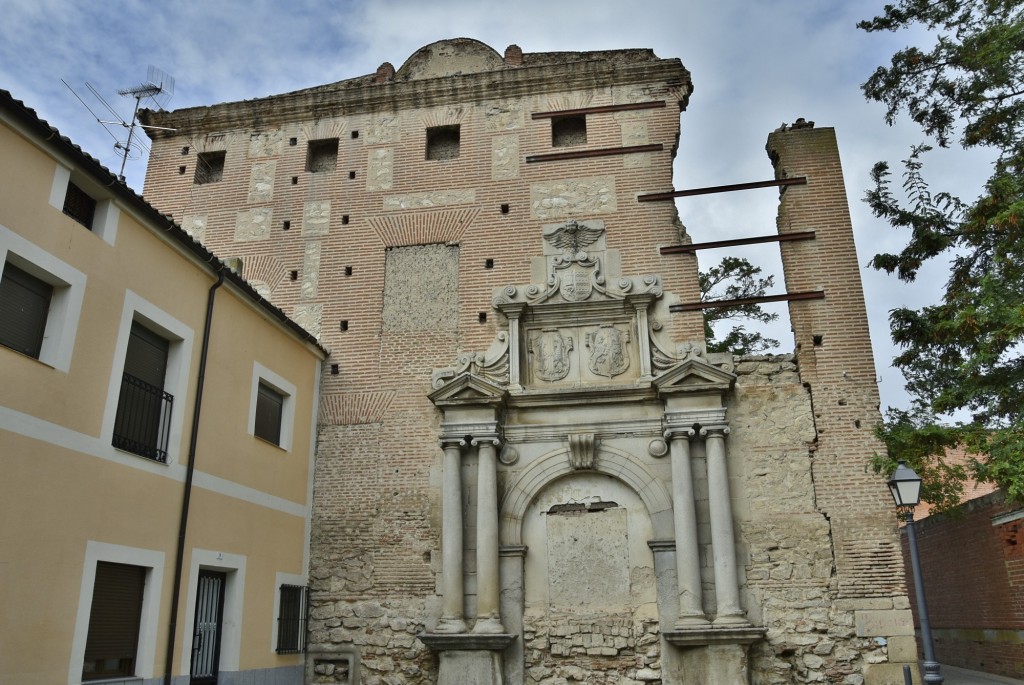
[112,372,172,463]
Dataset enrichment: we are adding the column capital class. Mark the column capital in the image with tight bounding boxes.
[663,426,695,442]
[699,424,730,439]
[471,435,501,448]
[439,436,467,449]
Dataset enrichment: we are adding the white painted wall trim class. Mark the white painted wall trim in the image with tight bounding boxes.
[248,361,297,452]
[49,161,120,245]
[0,406,304,517]
[0,222,87,372]
[271,571,308,653]
[181,550,247,676]
[302,360,323,577]
[100,290,195,467]
[68,542,165,685]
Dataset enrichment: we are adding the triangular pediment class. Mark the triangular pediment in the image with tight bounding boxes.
[654,358,736,396]
[429,372,507,407]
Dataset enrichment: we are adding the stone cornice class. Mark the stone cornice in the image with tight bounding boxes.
[663,626,766,647]
[507,382,657,408]
[418,632,517,651]
[502,417,663,443]
[142,58,690,137]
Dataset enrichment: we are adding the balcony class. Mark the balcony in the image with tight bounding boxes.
[112,372,172,463]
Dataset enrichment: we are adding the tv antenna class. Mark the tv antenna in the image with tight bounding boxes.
[62,65,178,181]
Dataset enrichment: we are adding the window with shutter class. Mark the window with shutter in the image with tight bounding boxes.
[82,562,146,680]
[63,181,97,229]
[113,322,174,462]
[254,382,284,445]
[0,261,53,359]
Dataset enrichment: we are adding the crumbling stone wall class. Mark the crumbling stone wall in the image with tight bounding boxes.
[522,613,662,684]
[729,356,895,684]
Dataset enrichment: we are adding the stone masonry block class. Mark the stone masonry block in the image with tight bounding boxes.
[854,610,915,637]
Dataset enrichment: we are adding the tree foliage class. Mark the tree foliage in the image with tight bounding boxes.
[699,256,779,355]
[860,0,1024,508]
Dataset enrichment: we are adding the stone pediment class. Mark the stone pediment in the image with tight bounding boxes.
[653,357,736,396]
[430,220,737,399]
[429,371,507,407]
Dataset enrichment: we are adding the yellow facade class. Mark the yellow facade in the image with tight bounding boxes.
[0,93,326,685]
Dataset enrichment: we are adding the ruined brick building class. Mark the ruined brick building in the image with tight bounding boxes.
[140,39,917,685]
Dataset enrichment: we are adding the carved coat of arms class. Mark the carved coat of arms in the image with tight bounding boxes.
[531,330,574,382]
[586,326,630,378]
[559,267,593,302]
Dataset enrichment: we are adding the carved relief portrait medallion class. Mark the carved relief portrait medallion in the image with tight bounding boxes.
[531,329,573,382]
[586,325,630,378]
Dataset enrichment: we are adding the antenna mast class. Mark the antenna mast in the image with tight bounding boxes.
[115,66,176,180]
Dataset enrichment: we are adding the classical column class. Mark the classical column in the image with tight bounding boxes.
[666,426,709,627]
[702,426,747,625]
[472,435,504,633]
[436,437,467,633]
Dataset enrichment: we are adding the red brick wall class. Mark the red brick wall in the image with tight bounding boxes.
[903,490,1024,678]
[767,126,907,599]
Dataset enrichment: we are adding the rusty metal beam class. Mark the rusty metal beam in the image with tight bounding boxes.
[670,290,825,312]
[660,231,816,254]
[525,143,663,164]
[531,101,667,119]
[638,176,807,202]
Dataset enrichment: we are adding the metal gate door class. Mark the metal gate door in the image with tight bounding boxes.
[190,570,225,685]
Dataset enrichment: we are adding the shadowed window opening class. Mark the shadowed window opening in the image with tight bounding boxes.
[552,115,587,147]
[194,151,225,185]
[307,139,338,173]
[426,125,460,160]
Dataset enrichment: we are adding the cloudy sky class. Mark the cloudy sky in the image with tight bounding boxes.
[0,0,992,413]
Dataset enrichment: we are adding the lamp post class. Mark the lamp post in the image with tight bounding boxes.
[888,461,944,685]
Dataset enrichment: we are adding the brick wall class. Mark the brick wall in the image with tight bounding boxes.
[767,125,907,599]
[903,490,1024,678]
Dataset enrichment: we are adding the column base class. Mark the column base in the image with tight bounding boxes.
[673,615,712,630]
[472,616,507,634]
[434,617,468,634]
[712,613,750,627]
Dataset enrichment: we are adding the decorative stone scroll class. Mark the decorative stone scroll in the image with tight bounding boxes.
[431,331,510,390]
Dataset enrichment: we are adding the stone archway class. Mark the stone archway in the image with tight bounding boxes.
[500,448,672,685]
[499,444,673,546]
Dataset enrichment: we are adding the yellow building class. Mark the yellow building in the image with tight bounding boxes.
[0,89,327,685]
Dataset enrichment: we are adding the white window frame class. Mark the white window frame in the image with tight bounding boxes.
[0,223,86,372]
[68,542,165,685]
[49,164,120,245]
[271,571,308,653]
[101,291,194,466]
[180,550,246,677]
[248,361,297,451]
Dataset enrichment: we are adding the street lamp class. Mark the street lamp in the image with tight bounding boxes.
[888,461,943,685]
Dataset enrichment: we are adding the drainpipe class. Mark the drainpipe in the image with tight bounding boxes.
[164,268,225,685]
